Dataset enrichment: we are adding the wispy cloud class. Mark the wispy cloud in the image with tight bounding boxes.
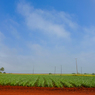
[5,19,20,39]
[17,2,78,39]
[80,26,95,51]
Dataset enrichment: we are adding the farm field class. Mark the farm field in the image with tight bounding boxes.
[0,74,95,95]
[0,74,95,88]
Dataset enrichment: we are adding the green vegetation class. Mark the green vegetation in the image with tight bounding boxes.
[0,74,95,88]
[0,67,4,73]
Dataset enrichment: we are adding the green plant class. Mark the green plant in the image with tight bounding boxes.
[92,73,95,75]
[3,72,6,74]
[0,72,2,74]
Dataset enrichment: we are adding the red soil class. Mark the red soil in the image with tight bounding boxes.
[0,86,95,95]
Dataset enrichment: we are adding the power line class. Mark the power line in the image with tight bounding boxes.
[61,65,62,75]
[81,67,82,74]
[54,66,56,75]
[33,65,34,74]
[75,58,78,74]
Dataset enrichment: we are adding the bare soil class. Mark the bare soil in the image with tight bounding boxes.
[0,85,95,95]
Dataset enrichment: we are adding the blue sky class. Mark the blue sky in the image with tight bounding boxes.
[0,0,95,74]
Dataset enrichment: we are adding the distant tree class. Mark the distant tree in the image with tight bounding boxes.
[92,73,95,75]
[0,67,4,73]
[72,73,76,74]
[3,72,6,74]
[49,73,52,75]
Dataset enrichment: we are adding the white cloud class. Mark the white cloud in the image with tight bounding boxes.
[17,2,78,39]
[80,26,95,50]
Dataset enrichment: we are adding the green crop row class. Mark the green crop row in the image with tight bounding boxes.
[0,74,95,88]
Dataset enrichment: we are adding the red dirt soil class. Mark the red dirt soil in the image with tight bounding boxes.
[0,86,95,95]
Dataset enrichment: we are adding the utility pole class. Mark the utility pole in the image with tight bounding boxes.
[33,65,34,74]
[81,67,82,74]
[61,65,62,75]
[54,66,56,75]
[75,58,78,74]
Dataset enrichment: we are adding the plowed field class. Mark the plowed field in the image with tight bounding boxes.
[0,86,95,95]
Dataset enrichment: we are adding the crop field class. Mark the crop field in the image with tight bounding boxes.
[0,74,95,88]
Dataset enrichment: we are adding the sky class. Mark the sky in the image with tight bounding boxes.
[0,0,95,74]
